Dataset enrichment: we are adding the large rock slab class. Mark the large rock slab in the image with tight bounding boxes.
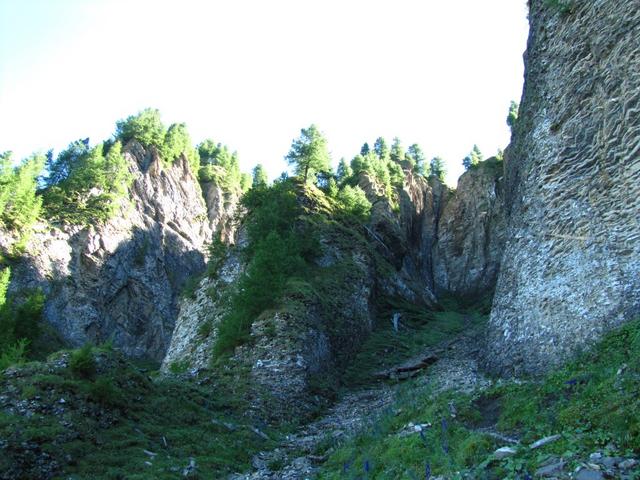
[486,0,640,374]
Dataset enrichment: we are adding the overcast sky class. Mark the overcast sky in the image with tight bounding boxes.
[0,0,529,186]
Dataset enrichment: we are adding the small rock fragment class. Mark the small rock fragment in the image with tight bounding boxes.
[535,459,565,477]
[575,469,604,480]
[494,446,517,459]
[529,434,561,450]
[619,458,638,470]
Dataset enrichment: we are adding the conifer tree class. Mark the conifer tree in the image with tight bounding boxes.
[252,164,269,188]
[285,125,331,183]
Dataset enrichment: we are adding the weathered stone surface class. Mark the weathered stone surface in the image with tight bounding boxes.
[486,0,640,374]
[433,161,505,297]
[7,142,238,360]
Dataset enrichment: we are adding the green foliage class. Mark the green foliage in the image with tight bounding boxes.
[336,158,353,183]
[162,122,199,172]
[252,163,269,188]
[285,124,331,183]
[373,137,389,160]
[320,317,640,478]
[462,145,483,171]
[390,137,405,163]
[115,108,202,173]
[0,350,282,478]
[407,143,426,175]
[335,185,371,222]
[42,140,133,225]
[507,100,519,129]
[115,108,165,149]
[198,139,246,192]
[350,152,403,204]
[0,268,45,367]
[0,339,28,372]
[214,180,317,356]
[69,344,97,379]
[0,152,44,245]
[430,156,446,181]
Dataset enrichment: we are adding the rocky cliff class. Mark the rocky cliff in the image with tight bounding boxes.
[6,142,239,361]
[486,0,640,374]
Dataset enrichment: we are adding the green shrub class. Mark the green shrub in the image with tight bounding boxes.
[87,376,125,406]
[69,344,96,379]
[0,152,44,247]
[213,180,317,357]
[0,339,28,371]
[336,185,371,222]
[42,140,133,225]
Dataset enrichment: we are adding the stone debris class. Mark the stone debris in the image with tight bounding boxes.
[529,434,561,450]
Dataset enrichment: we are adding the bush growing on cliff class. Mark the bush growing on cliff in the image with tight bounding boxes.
[0,151,44,246]
[115,108,199,172]
[213,179,318,356]
[42,140,133,224]
[0,268,45,370]
[198,139,247,192]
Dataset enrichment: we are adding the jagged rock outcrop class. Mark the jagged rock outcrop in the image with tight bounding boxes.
[433,160,506,297]
[161,184,434,421]
[486,0,640,374]
[364,166,505,301]
[7,142,239,360]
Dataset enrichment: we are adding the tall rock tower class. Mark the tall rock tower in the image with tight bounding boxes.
[486,0,640,374]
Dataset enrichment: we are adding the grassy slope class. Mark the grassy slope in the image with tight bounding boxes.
[0,346,283,480]
[317,318,640,479]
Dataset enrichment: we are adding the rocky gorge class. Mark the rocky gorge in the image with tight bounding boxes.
[0,0,639,478]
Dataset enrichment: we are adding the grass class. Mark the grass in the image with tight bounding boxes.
[341,296,488,387]
[0,346,286,479]
[316,317,640,478]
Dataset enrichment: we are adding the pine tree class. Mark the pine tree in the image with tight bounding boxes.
[252,164,269,188]
[507,101,519,130]
[390,137,405,163]
[360,142,370,156]
[373,137,389,160]
[336,158,353,182]
[430,157,446,181]
[285,125,331,183]
[407,144,426,174]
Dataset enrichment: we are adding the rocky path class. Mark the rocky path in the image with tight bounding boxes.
[229,324,489,480]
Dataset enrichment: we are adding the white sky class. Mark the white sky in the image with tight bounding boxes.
[0,0,529,187]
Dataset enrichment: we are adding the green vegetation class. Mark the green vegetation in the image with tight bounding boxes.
[430,156,447,181]
[0,267,46,371]
[0,151,44,248]
[115,108,199,172]
[317,317,640,478]
[285,124,331,183]
[507,100,519,130]
[213,179,319,356]
[252,163,269,188]
[462,144,483,171]
[198,138,249,193]
[42,139,133,224]
[0,347,283,479]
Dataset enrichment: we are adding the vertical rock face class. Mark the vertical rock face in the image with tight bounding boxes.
[10,142,239,361]
[486,0,640,374]
[433,161,506,298]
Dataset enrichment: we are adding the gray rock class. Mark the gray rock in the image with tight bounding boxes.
[494,446,517,459]
[619,459,638,470]
[534,458,564,477]
[4,141,240,361]
[486,0,640,374]
[575,469,604,480]
[529,434,561,450]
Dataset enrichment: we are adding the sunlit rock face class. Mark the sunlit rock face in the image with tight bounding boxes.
[486,0,640,374]
[8,141,238,360]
